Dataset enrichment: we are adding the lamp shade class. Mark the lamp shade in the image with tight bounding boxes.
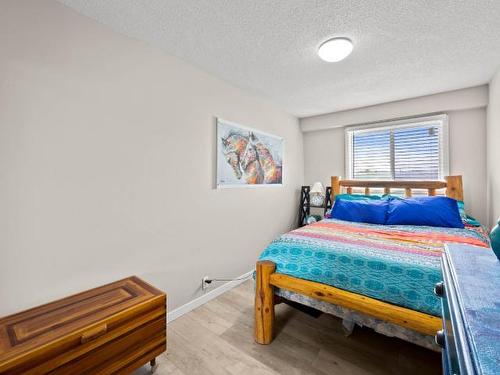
[310,182,324,195]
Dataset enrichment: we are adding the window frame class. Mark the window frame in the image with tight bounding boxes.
[345,114,449,181]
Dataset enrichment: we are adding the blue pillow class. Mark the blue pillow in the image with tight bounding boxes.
[386,196,464,228]
[331,198,389,225]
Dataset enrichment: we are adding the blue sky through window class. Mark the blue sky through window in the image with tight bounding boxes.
[352,123,441,180]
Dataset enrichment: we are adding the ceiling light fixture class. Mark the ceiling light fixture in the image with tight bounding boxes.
[317,37,353,62]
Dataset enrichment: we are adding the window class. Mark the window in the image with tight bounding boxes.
[345,115,449,180]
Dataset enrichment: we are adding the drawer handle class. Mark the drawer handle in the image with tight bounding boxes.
[80,324,107,344]
[435,329,445,348]
[434,281,444,297]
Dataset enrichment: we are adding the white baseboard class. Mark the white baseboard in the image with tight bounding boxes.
[167,269,254,323]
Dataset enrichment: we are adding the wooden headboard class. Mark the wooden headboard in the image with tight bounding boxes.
[331,175,463,201]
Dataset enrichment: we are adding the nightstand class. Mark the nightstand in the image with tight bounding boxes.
[298,185,332,227]
[434,244,500,374]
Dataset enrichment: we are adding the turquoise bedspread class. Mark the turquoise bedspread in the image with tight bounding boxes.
[259,219,490,316]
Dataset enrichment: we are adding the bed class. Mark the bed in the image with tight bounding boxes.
[254,176,490,349]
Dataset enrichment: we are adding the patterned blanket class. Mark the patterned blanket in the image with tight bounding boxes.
[259,219,490,316]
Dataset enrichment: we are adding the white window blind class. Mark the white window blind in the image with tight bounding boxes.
[345,115,449,181]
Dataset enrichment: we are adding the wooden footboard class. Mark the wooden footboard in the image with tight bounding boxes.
[254,260,442,345]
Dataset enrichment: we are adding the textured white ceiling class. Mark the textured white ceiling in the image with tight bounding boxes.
[57,0,500,117]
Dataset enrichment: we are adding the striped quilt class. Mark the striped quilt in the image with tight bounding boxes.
[259,219,490,316]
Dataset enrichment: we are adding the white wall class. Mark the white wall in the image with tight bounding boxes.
[0,0,303,316]
[301,87,488,225]
[487,68,500,227]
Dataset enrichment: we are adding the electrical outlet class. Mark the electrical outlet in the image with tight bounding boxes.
[202,276,210,291]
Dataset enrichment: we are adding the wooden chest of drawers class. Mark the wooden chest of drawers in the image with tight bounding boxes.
[0,276,166,374]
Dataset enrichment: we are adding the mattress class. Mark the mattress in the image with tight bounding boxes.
[258,219,490,316]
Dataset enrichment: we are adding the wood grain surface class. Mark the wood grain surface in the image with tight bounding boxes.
[0,276,166,374]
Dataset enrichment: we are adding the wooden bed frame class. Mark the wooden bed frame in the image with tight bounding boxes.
[254,175,464,344]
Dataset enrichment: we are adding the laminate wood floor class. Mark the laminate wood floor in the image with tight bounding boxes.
[135,280,441,375]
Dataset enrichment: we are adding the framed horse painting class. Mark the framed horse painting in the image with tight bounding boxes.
[216,118,283,188]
